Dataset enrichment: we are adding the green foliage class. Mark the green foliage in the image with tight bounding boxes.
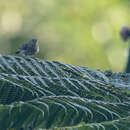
[0,55,129,129]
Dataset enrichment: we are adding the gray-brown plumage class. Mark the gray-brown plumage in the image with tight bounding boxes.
[16,39,39,56]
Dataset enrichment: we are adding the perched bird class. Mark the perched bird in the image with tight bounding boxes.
[16,38,39,56]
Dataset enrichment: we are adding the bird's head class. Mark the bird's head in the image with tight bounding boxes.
[32,38,38,44]
[120,26,130,42]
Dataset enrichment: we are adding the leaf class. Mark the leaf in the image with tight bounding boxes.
[0,55,129,129]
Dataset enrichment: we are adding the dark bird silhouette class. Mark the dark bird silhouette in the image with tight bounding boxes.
[120,26,130,73]
[120,26,130,42]
[16,38,39,56]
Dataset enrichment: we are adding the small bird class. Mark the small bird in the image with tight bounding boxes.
[16,38,39,56]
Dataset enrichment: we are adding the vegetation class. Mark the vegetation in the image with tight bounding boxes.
[0,1,130,129]
[0,55,129,129]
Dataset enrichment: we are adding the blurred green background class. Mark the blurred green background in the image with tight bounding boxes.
[0,0,129,72]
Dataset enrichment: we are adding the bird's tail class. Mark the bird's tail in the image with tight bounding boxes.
[15,50,21,54]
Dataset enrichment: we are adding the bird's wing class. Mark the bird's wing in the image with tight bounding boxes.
[26,40,34,49]
[20,42,28,50]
